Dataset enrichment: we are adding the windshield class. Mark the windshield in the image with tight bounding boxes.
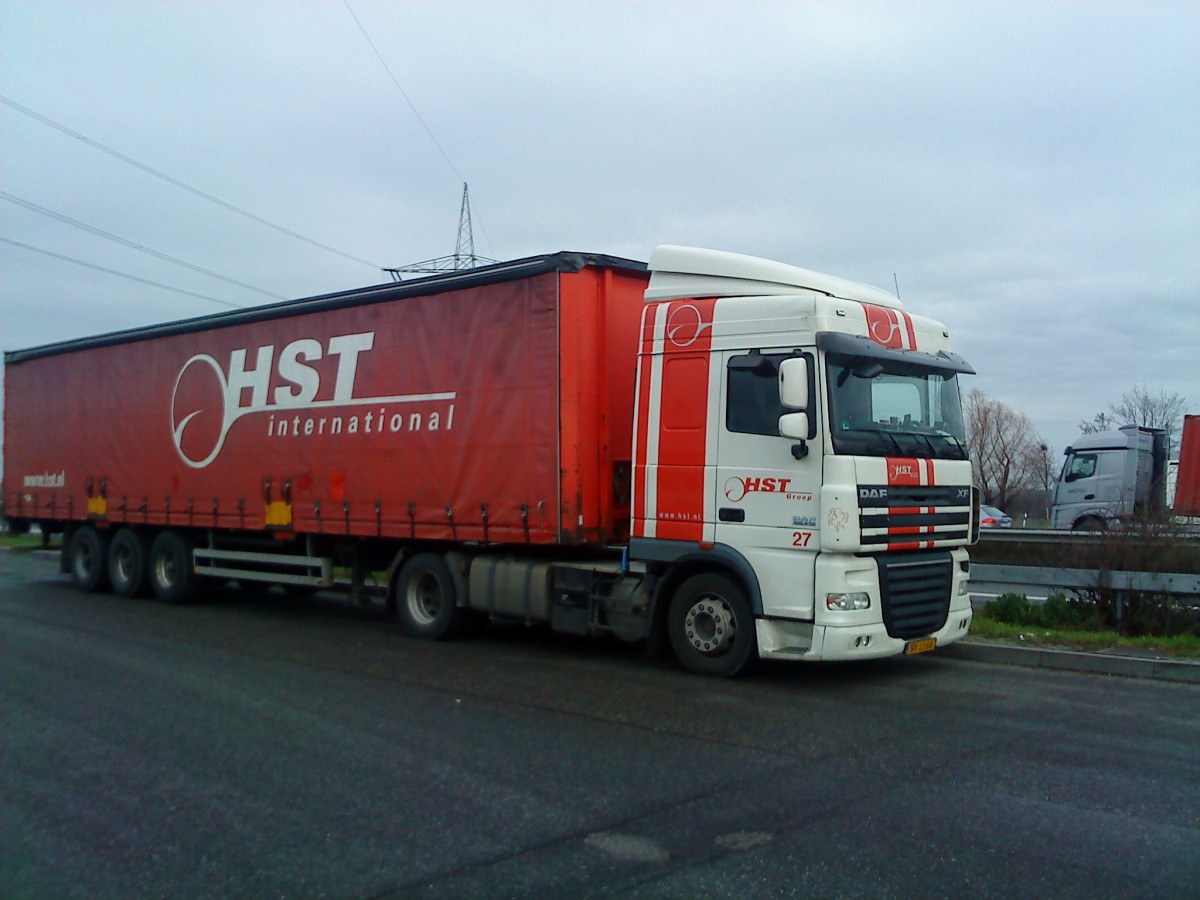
[826,355,968,459]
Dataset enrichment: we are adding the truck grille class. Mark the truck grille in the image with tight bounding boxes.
[858,484,972,550]
[875,552,952,640]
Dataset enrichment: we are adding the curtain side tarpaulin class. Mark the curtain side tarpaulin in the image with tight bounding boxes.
[5,274,565,543]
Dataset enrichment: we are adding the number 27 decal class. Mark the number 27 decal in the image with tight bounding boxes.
[792,531,813,547]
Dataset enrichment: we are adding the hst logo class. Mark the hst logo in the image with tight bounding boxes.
[861,303,916,351]
[724,477,793,503]
[665,304,711,348]
[889,463,916,479]
[170,331,456,468]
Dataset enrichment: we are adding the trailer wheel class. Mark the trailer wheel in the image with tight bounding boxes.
[395,553,466,639]
[109,528,151,598]
[667,573,756,678]
[68,525,111,593]
[149,530,196,604]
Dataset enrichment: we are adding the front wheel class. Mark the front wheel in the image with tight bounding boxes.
[394,553,466,639]
[667,573,756,677]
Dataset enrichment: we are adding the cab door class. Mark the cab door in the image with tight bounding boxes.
[713,350,822,618]
[1053,449,1119,527]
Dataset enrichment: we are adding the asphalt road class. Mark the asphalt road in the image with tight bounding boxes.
[3,549,1198,899]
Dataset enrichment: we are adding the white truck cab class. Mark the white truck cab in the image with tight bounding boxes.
[629,247,978,672]
[1051,424,1168,530]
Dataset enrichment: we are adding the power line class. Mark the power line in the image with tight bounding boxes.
[340,3,497,261]
[0,236,245,309]
[0,93,382,269]
[341,0,465,184]
[1,191,287,300]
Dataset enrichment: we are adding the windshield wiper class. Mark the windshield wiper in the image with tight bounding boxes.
[913,431,940,458]
[861,426,906,456]
[936,431,969,460]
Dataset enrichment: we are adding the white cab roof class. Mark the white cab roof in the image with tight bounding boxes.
[1066,425,1157,452]
[645,245,903,309]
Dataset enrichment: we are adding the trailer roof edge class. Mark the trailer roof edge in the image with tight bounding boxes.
[4,251,648,364]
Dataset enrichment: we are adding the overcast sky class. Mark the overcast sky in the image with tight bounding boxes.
[2,0,1197,467]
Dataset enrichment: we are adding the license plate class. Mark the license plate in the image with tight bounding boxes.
[905,638,937,655]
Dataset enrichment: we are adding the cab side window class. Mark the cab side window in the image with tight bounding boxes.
[1066,452,1098,481]
[727,354,787,436]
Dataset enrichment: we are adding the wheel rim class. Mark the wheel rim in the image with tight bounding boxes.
[155,552,176,589]
[683,595,736,656]
[405,571,442,625]
[75,541,94,579]
[114,545,133,583]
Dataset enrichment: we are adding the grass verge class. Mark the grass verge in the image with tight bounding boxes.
[0,534,62,550]
[970,615,1200,658]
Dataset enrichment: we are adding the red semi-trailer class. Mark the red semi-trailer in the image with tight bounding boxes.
[1173,415,1199,519]
[3,247,979,676]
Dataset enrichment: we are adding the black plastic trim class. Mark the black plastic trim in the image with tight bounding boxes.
[760,613,816,624]
[857,485,973,507]
[860,512,971,528]
[628,537,765,615]
[876,551,953,640]
[817,331,975,374]
[861,530,970,545]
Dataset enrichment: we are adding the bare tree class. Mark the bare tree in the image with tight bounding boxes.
[1078,411,1115,434]
[1080,385,1190,448]
[1109,384,1189,447]
[964,388,1047,509]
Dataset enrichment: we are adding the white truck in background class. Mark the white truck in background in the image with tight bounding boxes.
[1051,424,1168,531]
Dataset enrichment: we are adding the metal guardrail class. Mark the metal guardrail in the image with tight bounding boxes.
[979,528,1200,546]
[978,528,1076,542]
[971,563,1200,600]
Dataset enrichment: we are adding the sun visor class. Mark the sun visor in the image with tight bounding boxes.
[817,331,976,374]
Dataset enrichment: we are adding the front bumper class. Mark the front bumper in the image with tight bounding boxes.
[755,604,974,662]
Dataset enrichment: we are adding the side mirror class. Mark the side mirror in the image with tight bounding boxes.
[779,357,808,410]
[779,412,809,440]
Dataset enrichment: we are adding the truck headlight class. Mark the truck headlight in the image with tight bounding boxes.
[826,592,871,611]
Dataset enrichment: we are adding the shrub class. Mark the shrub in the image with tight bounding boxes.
[980,589,1197,637]
[1075,587,1200,638]
[981,593,1033,625]
[975,520,1200,638]
[1034,593,1104,631]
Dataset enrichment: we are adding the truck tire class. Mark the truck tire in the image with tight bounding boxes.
[395,553,466,639]
[148,530,196,604]
[1072,516,1106,532]
[667,573,756,677]
[108,528,151,598]
[68,525,111,593]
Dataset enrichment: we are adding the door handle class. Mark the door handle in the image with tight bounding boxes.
[1084,494,1095,500]
[719,507,745,523]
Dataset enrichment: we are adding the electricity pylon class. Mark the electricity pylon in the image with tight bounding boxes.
[385,183,496,281]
